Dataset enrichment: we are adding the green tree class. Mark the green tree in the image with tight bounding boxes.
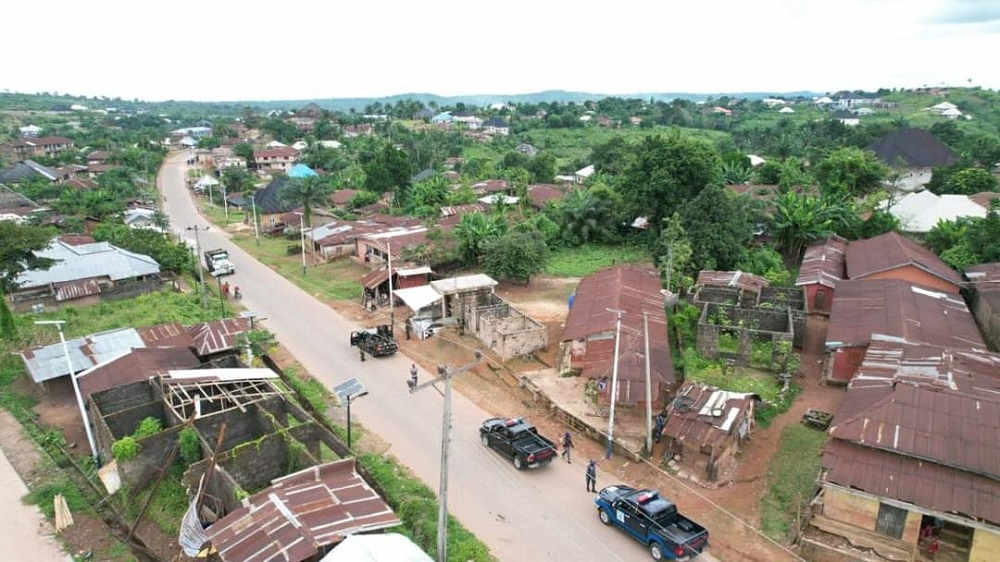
[945,168,998,195]
[769,191,853,262]
[524,152,556,184]
[92,225,193,273]
[362,143,413,196]
[738,247,792,285]
[482,230,549,284]
[653,213,693,291]
[619,133,721,228]
[0,222,55,293]
[280,176,333,227]
[452,212,506,266]
[222,168,254,197]
[233,143,254,164]
[680,185,754,271]
[556,184,621,246]
[0,289,15,340]
[813,147,887,197]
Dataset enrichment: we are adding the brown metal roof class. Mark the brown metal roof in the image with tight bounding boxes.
[360,268,389,289]
[207,459,400,562]
[53,278,101,301]
[439,203,486,217]
[563,266,674,402]
[526,184,567,209]
[77,347,200,399]
[795,235,847,288]
[138,322,197,348]
[695,270,770,294]
[662,381,757,449]
[825,279,984,350]
[822,439,1000,525]
[185,318,251,356]
[845,231,962,287]
[329,189,358,206]
[851,335,1000,394]
[824,383,1000,525]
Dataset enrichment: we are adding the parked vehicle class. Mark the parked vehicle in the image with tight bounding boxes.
[479,417,557,470]
[595,485,709,561]
[349,324,398,357]
[204,248,235,276]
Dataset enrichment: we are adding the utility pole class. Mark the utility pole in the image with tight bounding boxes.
[387,240,394,325]
[298,212,306,275]
[606,308,624,459]
[410,351,482,562]
[251,198,260,246]
[644,312,653,454]
[187,225,208,309]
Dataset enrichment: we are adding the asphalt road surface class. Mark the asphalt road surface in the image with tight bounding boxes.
[161,153,717,562]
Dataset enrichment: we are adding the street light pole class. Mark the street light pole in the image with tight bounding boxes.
[606,308,624,459]
[35,320,99,465]
[251,197,260,246]
[644,312,653,454]
[410,352,482,562]
[187,225,208,309]
[345,390,367,449]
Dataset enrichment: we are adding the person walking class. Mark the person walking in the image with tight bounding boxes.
[222,281,230,299]
[233,285,242,302]
[561,431,574,464]
[586,459,598,493]
[408,364,418,392]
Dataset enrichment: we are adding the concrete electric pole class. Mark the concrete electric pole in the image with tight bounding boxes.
[409,351,483,562]
[187,225,208,309]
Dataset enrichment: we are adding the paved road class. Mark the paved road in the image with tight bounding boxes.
[161,153,716,562]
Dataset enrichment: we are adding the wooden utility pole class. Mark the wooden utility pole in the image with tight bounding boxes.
[605,308,624,459]
[410,351,482,562]
[644,312,653,454]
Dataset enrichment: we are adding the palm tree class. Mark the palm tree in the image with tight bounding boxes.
[558,187,618,246]
[452,212,506,266]
[280,176,332,228]
[770,191,852,263]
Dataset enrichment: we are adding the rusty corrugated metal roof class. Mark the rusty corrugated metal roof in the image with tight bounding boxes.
[824,380,1000,525]
[138,322,197,348]
[795,235,847,288]
[662,381,757,449]
[361,268,389,289]
[206,459,400,562]
[846,231,962,286]
[852,335,1000,394]
[964,262,1000,288]
[822,439,1000,525]
[185,318,250,357]
[53,278,101,301]
[77,347,200,399]
[563,266,674,403]
[830,383,1000,477]
[825,279,984,350]
[695,270,769,294]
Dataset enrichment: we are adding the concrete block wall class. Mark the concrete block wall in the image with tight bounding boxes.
[119,426,183,491]
[821,486,878,530]
[220,432,290,493]
[103,401,167,440]
[193,403,277,453]
[91,381,156,419]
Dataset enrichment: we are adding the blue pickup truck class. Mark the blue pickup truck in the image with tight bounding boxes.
[595,485,709,561]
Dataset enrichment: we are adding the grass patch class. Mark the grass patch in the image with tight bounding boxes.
[678,348,800,427]
[760,424,828,541]
[130,468,188,537]
[228,233,366,301]
[359,453,491,562]
[24,476,91,518]
[544,244,651,277]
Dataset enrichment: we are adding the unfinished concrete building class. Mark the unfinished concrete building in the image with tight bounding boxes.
[692,277,806,350]
[466,293,547,361]
[696,303,796,371]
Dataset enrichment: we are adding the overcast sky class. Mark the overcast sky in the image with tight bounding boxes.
[4,0,998,102]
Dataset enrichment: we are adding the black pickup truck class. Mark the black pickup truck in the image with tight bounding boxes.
[595,485,709,561]
[479,417,557,470]
[349,325,398,357]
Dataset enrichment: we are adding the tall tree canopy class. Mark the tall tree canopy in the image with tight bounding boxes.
[680,185,755,271]
[280,176,333,227]
[0,222,55,293]
[618,134,722,229]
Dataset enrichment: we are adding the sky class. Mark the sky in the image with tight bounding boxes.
[3,0,999,102]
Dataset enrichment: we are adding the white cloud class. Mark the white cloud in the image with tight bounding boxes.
[3,0,997,101]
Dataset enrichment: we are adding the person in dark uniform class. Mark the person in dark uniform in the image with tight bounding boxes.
[586,459,598,492]
[561,431,574,463]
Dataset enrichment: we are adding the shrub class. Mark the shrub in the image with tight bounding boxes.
[134,417,163,438]
[112,437,140,461]
[178,428,202,467]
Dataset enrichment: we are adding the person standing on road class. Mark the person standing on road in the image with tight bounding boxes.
[408,364,418,392]
[561,431,574,464]
[222,281,230,299]
[586,459,597,492]
[233,285,242,302]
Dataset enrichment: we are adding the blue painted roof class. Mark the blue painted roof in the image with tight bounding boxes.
[287,163,318,178]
